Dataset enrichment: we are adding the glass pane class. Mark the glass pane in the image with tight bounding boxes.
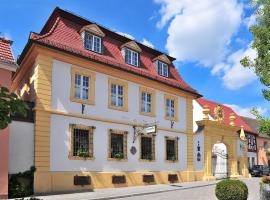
[85,33,93,50]
[111,133,124,158]
[166,140,176,160]
[73,128,89,157]
[141,137,152,160]
[93,36,101,53]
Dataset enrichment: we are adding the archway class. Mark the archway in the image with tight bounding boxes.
[212,143,228,179]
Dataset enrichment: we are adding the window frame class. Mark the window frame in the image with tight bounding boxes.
[84,32,102,54]
[123,48,139,67]
[140,135,156,162]
[70,66,96,105]
[165,136,179,163]
[108,129,128,161]
[164,94,178,121]
[108,78,128,112]
[139,87,156,117]
[156,60,169,77]
[69,124,95,160]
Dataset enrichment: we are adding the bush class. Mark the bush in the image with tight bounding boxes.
[215,179,248,200]
[262,176,270,184]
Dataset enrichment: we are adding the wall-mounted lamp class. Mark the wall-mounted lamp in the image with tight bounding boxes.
[81,104,85,114]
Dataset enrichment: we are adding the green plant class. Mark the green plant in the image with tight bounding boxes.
[8,166,36,198]
[77,147,89,157]
[262,176,270,184]
[113,152,124,159]
[266,149,270,156]
[215,179,248,200]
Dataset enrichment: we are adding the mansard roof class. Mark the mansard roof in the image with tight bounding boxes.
[0,37,16,65]
[197,98,256,134]
[19,7,200,97]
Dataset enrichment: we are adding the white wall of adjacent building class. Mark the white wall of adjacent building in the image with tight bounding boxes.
[193,100,213,132]
[50,59,189,172]
[9,121,34,174]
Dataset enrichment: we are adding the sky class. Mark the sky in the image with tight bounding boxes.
[1,0,269,118]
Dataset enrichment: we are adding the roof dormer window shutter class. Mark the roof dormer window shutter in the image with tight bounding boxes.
[80,24,105,54]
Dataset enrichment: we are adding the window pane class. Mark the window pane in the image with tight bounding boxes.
[73,128,89,157]
[84,33,93,50]
[93,36,101,53]
[75,74,81,99]
[111,133,124,158]
[141,137,152,160]
[166,140,176,160]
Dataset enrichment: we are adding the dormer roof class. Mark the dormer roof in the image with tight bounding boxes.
[153,54,171,64]
[121,41,142,53]
[80,24,105,37]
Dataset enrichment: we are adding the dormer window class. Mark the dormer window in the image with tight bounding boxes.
[124,48,138,66]
[80,24,105,54]
[121,41,142,67]
[157,61,168,77]
[84,32,101,53]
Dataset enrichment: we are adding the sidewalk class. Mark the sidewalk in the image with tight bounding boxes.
[36,180,219,200]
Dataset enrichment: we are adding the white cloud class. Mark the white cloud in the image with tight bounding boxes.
[225,104,267,118]
[244,14,257,28]
[212,45,257,89]
[141,38,154,48]
[155,0,243,66]
[116,31,135,40]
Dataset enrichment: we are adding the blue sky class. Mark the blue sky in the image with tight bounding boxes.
[1,0,269,117]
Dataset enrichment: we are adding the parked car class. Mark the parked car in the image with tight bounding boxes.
[250,165,270,177]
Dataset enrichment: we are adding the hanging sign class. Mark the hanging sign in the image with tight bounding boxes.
[143,125,157,134]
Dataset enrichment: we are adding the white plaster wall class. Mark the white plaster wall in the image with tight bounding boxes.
[51,60,187,132]
[50,114,187,172]
[9,121,34,174]
[193,100,213,132]
[193,132,204,170]
[237,139,245,157]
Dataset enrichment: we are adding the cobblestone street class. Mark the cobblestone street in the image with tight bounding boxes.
[37,178,260,200]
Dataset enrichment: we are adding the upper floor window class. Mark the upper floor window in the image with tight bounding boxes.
[157,61,169,77]
[108,78,128,111]
[84,32,102,53]
[140,87,156,117]
[69,124,95,160]
[123,48,139,66]
[164,94,178,121]
[71,66,96,105]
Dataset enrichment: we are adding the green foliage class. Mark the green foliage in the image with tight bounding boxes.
[251,108,270,136]
[215,179,248,200]
[240,0,270,101]
[8,166,36,198]
[0,87,28,130]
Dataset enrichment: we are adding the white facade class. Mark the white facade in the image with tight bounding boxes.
[193,100,213,132]
[193,131,204,171]
[50,59,189,172]
[9,121,34,174]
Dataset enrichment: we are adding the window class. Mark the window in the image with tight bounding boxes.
[108,78,128,111]
[264,141,268,150]
[84,32,102,53]
[140,136,155,161]
[165,137,178,162]
[123,48,139,66]
[164,94,178,121]
[70,66,96,105]
[69,124,94,160]
[156,61,169,77]
[108,129,128,161]
[139,87,156,117]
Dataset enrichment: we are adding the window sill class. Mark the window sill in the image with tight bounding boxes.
[165,160,179,163]
[139,159,156,162]
[165,116,178,122]
[108,158,128,162]
[108,105,128,112]
[68,156,95,160]
[139,111,156,118]
[70,97,95,105]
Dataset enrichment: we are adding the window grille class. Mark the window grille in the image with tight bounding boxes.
[141,136,154,160]
[73,128,90,157]
[111,133,124,159]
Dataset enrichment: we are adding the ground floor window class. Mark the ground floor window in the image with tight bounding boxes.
[140,136,155,161]
[165,137,178,162]
[108,129,128,160]
[69,124,94,159]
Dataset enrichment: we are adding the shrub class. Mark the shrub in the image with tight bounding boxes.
[215,179,248,200]
[262,176,270,184]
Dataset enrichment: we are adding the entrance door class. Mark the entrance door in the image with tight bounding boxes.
[212,143,228,179]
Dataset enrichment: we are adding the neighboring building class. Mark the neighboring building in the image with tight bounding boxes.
[193,98,251,180]
[11,7,201,193]
[0,37,17,199]
[241,116,270,167]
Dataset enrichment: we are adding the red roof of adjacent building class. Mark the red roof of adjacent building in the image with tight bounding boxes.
[0,37,16,65]
[197,98,256,134]
[19,7,200,97]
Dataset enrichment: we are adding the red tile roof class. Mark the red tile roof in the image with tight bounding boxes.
[0,37,16,65]
[23,7,200,97]
[197,98,256,134]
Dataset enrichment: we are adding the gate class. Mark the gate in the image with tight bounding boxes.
[212,144,228,179]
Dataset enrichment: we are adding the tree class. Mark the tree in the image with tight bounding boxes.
[251,108,270,136]
[241,0,270,101]
[0,87,28,130]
